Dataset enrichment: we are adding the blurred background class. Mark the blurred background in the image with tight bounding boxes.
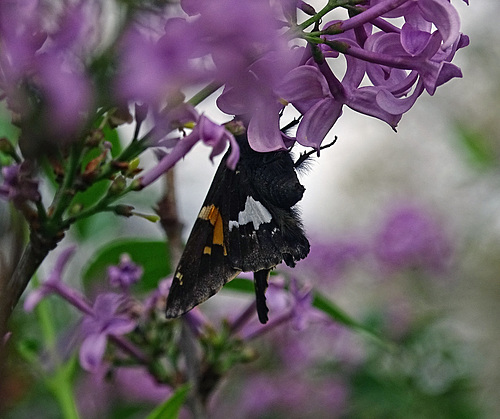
[2,0,500,417]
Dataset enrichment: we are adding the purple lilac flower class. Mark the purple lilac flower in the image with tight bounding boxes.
[217,48,304,152]
[237,276,327,340]
[79,293,136,372]
[24,246,88,312]
[0,163,41,207]
[140,114,239,188]
[107,254,143,292]
[373,204,452,273]
[261,0,468,151]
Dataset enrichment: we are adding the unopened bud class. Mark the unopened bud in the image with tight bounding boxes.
[69,203,83,216]
[128,158,140,172]
[225,120,246,136]
[132,211,160,223]
[114,204,134,217]
[0,137,17,159]
[135,103,148,125]
[109,175,127,195]
[299,1,316,16]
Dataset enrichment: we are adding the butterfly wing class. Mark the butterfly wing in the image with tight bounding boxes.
[165,154,241,319]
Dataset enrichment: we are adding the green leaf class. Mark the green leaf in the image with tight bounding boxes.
[102,124,123,158]
[223,276,255,293]
[82,239,171,293]
[456,124,496,168]
[72,179,110,239]
[146,384,190,419]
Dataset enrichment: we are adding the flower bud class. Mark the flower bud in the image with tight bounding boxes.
[109,175,127,195]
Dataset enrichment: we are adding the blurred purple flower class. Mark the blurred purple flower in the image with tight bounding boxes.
[185,0,292,86]
[143,277,172,313]
[35,53,93,137]
[0,0,95,139]
[114,19,204,107]
[231,373,348,418]
[287,237,368,286]
[107,254,143,291]
[79,293,136,372]
[289,279,315,331]
[143,277,210,335]
[113,367,172,403]
[373,205,452,273]
[0,162,41,207]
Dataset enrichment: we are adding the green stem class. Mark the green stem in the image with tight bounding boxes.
[288,0,364,37]
[35,282,80,419]
[46,361,81,419]
[187,82,222,107]
[64,182,137,227]
[49,143,83,227]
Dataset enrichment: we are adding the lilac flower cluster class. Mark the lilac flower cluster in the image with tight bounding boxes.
[0,162,40,208]
[0,0,469,188]
[0,0,96,140]
[24,247,139,373]
[24,247,324,379]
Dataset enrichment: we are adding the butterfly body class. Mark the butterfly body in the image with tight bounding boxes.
[166,134,310,323]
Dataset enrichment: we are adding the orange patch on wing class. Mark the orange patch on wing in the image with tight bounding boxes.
[199,205,227,255]
[213,211,224,245]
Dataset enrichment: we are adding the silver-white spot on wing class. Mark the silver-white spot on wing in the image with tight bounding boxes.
[228,196,272,231]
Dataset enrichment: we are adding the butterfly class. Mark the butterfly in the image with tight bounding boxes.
[165,130,334,323]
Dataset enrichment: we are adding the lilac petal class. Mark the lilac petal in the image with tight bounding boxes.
[434,61,463,88]
[24,246,77,311]
[107,254,143,289]
[104,317,136,336]
[225,134,240,170]
[296,98,342,149]
[418,0,461,50]
[347,87,402,128]
[23,289,47,312]
[51,246,78,282]
[374,81,424,115]
[419,60,462,96]
[276,66,331,104]
[341,55,367,92]
[198,116,229,160]
[140,132,200,187]
[216,85,253,115]
[247,102,287,152]
[79,333,107,372]
[289,279,314,331]
[401,23,433,56]
[93,293,123,320]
